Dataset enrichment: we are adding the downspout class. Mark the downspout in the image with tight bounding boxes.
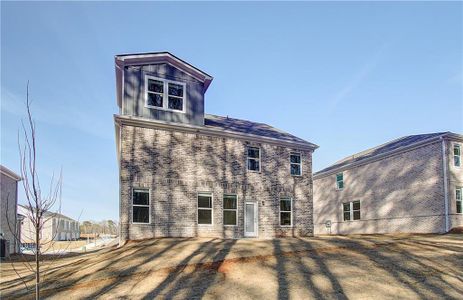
[441,137,450,233]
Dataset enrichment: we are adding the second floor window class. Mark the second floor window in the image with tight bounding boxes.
[145,76,186,112]
[343,201,360,221]
[336,172,344,190]
[454,144,461,167]
[290,153,302,176]
[247,147,261,172]
[457,187,462,214]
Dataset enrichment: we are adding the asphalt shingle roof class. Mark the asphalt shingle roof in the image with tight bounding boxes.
[315,132,451,175]
[204,114,316,148]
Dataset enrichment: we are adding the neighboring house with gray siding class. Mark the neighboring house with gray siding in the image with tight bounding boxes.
[114,52,318,242]
[313,132,463,235]
[18,205,80,244]
[0,165,21,256]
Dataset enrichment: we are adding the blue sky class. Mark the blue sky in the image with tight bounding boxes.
[1,2,462,221]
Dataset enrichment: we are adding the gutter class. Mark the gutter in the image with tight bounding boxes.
[441,137,450,233]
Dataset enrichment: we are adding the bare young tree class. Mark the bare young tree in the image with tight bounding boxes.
[5,82,65,300]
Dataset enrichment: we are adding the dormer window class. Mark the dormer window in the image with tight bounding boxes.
[145,75,186,112]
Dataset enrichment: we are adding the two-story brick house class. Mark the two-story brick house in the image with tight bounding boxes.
[313,132,463,235]
[114,52,318,242]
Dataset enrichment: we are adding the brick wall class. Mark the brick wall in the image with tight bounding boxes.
[447,139,463,229]
[313,141,447,234]
[1,173,18,254]
[119,124,314,241]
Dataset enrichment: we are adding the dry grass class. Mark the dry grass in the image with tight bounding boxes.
[1,234,462,299]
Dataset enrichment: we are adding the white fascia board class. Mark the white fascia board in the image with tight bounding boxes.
[0,165,21,181]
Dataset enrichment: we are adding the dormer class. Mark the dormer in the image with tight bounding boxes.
[115,52,213,126]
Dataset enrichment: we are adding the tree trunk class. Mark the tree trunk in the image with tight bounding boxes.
[35,222,40,300]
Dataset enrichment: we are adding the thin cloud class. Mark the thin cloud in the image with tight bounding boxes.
[1,87,112,140]
[329,42,391,111]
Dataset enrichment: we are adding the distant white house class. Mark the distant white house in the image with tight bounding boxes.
[18,205,80,244]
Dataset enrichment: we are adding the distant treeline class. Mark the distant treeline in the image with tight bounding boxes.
[79,220,118,236]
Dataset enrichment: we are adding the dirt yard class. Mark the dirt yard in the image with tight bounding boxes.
[1,234,462,299]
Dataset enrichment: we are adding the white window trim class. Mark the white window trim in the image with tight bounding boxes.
[290,152,302,176]
[132,188,151,224]
[336,172,344,190]
[247,146,261,173]
[454,144,461,167]
[343,201,361,221]
[197,192,213,226]
[279,198,293,227]
[223,194,238,226]
[144,75,187,113]
[457,187,462,214]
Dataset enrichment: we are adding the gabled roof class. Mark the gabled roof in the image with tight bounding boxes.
[0,165,21,181]
[17,204,77,222]
[115,52,213,108]
[205,114,318,148]
[314,131,463,178]
[114,114,318,153]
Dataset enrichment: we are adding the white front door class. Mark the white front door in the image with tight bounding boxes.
[244,202,258,237]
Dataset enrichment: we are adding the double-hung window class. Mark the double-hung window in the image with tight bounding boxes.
[280,198,292,226]
[290,153,302,176]
[198,192,213,225]
[133,189,150,224]
[336,172,344,190]
[454,144,461,167]
[223,194,237,225]
[457,187,462,214]
[247,147,261,172]
[343,201,360,221]
[145,76,186,112]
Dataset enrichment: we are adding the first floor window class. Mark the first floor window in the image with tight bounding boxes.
[280,198,292,226]
[457,187,462,214]
[198,192,213,224]
[290,153,302,176]
[454,144,461,167]
[343,201,360,221]
[133,189,150,223]
[247,146,261,172]
[336,172,344,190]
[223,194,237,225]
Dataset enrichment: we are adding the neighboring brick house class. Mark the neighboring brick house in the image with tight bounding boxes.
[0,165,21,256]
[313,132,463,235]
[18,205,80,244]
[114,52,318,242]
